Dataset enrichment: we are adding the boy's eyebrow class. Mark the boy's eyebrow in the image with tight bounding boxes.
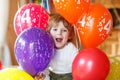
[51,26,57,29]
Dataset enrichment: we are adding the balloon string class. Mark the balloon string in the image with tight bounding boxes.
[18,0,20,9]
[41,0,43,6]
[73,24,82,51]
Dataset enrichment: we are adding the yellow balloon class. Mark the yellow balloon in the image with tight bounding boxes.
[106,57,120,80]
[0,68,34,80]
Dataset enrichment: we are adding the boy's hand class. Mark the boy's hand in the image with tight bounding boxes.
[34,73,46,80]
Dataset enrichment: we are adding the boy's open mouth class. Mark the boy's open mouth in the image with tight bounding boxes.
[56,38,63,42]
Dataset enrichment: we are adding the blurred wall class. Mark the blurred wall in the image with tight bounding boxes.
[7,0,18,65]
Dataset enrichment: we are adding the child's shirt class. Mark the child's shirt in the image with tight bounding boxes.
[49,42,78,74]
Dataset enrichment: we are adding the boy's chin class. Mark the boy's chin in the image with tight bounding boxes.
[55,44,65,49]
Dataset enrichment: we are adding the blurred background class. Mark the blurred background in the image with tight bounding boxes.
[0,0,120,66]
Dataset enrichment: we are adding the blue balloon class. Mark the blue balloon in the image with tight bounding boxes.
[14,28,54,76]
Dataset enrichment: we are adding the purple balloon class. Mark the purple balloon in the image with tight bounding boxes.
[14,28,54,76]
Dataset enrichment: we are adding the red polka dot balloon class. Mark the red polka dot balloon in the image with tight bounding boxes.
[14,3,49,35]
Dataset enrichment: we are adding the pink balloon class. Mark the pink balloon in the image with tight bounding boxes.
[14,3,49,35]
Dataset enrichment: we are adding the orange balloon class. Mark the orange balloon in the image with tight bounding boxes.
[53,0,90,24]
[76,3,113,48]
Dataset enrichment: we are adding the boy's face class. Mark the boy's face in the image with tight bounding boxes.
[50,21,70,49]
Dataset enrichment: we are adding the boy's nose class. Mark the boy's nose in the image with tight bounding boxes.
[56,30,62,35]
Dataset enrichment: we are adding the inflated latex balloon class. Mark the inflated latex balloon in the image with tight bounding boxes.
[106,57,120,80]
[72,48,110,80]
[53,0,90,24]
[14,27,54,76]
[0,61,2,69]
[0,68,34,80]
[14,3,49,35]
[76,3,113,48]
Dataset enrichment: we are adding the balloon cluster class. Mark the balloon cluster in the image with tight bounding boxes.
[13,3,54,77]
[53,0,113,80]
[0,1,113,80]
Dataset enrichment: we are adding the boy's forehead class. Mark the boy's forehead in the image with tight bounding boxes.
[52,21,62,27]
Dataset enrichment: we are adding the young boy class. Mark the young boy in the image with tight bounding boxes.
[47,13,78,80]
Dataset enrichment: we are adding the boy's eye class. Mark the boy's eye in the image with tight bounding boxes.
[53,28,57,31]
[62,29,67,32]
